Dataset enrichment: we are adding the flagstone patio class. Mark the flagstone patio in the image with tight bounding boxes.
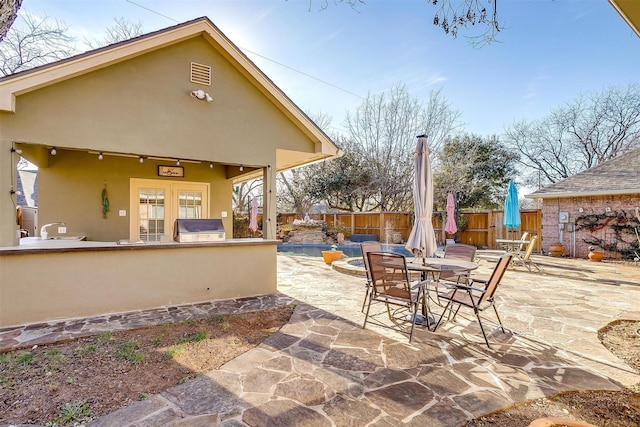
[1,253,639,426]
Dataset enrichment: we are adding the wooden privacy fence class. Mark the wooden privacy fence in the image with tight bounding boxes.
[278,210,542,251]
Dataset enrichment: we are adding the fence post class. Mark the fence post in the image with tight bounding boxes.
[487,211,495,249]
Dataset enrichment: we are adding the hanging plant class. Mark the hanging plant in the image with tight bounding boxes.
[101,183,110,219]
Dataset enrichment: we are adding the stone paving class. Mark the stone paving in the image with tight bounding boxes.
[1,253,639,427]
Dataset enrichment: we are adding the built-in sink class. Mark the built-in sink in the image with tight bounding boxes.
[48,236,87,241]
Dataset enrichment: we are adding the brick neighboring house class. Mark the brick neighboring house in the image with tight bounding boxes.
[527,148,640,259]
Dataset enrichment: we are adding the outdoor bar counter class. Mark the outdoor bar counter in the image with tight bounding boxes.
[0,238,279,328]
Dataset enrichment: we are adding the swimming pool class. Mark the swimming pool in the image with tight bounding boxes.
[277,244,412,258]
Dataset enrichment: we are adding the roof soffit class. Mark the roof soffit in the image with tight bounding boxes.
[608,0,640,37]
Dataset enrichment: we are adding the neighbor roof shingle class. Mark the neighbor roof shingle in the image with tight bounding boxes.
[527,148,640,198]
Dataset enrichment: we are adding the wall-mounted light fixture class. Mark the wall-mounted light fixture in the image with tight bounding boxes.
[10,147,23,155]
[98,152,104,160]
[176,159,181,166]
[190,89,213,103]
[139,156,145,163]
[50,147,57,155]
[239,165,244,171]
[209,162,214,169]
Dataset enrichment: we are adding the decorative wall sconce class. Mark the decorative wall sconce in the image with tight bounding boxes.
[190,89,213,102]
[98,152,104,160]
[10,147,22,155]
[239,165,244,171]
[50,147,57,155]
[176,159,181,166]
[139,156,145,163]
[209,162,214,169]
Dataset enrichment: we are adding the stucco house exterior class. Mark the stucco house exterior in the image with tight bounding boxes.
[0,17,341,327]
[526,148,640,259]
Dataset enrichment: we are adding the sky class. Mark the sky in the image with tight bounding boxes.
[14,0,640,138]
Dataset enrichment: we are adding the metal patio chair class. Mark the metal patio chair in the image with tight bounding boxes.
[434,253,512,348]
[363,251,427,342]
[360,242,382,312]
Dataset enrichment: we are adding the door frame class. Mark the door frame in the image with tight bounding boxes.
[129,178,210,241]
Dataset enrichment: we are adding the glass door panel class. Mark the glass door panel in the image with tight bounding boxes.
[138,189,165,242]
[178,191,202,219]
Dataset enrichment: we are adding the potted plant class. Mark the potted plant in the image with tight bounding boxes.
[548,242,565,257]
[588,246,604,262]
[321,245,343,264]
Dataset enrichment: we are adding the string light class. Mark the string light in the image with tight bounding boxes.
[139,156,144,163]
[239,165,244,171]
[209,162,214,169]
[176,159,181,166]
[50,147,57,155]
[98,152,103,160]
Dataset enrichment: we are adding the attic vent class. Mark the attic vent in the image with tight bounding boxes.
[190,62,211,86]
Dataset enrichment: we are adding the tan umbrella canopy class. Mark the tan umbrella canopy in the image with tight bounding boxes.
[405,135,438,263]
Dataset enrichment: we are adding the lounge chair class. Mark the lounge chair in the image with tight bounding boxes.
[363,251,427,342]
[512,235,540,271]
[434,253,512,348]
[360,242,382,312]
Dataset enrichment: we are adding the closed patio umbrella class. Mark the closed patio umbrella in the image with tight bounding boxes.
[503,180,520,237]
[249,197,259,233]
[405,135,437,263]
[444,192,457,235]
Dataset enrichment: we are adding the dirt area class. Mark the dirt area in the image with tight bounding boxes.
[467,319,640,427]
[0,305,294,426]
[0,309,638,427]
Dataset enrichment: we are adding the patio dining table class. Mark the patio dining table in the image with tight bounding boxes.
[406,257,478,280]
[405,257,479,328]
[496,238,530,253]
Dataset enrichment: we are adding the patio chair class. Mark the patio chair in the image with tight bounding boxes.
[363,251,427,342]
[360,242,382,312]
[438,243,477,283]
[518,231,530,252]
[426,244,478,307]
[433,252,512,348]
[512,235,540,272]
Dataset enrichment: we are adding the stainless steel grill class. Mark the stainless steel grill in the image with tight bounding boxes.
[173,219,225,242]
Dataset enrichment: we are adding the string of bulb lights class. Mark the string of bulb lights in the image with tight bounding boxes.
[41,146,247,172]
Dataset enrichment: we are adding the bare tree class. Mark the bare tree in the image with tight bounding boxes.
[306,0,365,12]
[505,84,640,187]
[431,0,501,46]
[0,0,22,43]
[84,17,144,49]
[277,168,317,216]
[344,84,461,211]
[275,111,336,216]
[0,12,75,76]
[233,180,262,213]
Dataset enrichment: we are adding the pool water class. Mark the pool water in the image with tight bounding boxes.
[277,244,412,258]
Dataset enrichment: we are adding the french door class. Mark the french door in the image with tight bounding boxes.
[130,179,209,241]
